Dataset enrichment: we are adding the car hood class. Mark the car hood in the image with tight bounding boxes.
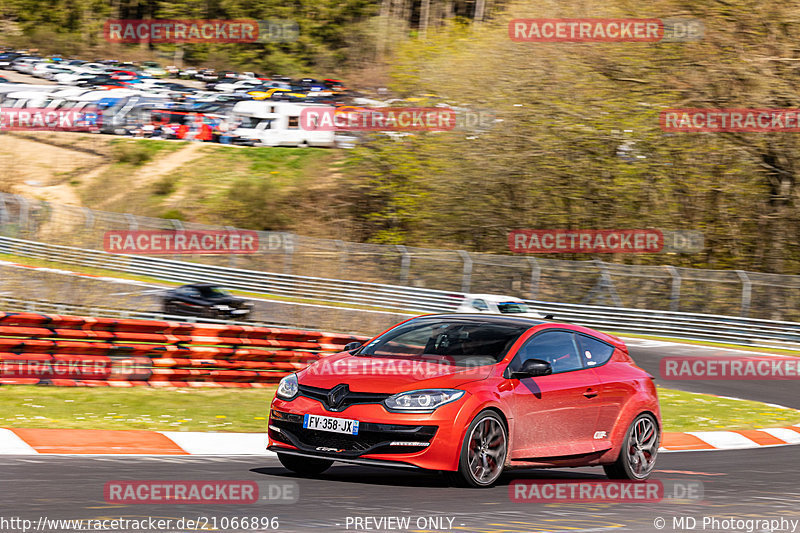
[296,352,494,394]
[206,296,244,306]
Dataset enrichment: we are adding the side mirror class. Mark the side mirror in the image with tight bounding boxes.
[510,358,552,379]
[343,341,362,353]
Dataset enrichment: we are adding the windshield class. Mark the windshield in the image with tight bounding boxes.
[358,319,529,364]
[497,301,530,314]
[198,286,231,298]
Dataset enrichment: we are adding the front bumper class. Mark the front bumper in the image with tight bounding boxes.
[268,395,471,471]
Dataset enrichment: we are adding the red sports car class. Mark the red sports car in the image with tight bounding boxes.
[268,315,660,487]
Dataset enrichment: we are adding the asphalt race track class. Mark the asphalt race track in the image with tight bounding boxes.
[1,340,798,533]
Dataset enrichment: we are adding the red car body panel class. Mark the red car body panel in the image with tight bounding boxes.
[268,316,660,473]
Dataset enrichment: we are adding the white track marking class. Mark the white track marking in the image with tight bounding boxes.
[0,429,38,454]
[159,431,270,455]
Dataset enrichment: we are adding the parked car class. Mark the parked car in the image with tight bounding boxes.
[269,314,661,487]
[230,101,335,147]
[0,53,24,69]
[162,283,254,319]
[140,61,167,78]
[197,68,218,82]
[456,294,545,318]
[12,57,42,74]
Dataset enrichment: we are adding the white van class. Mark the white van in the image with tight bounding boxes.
[230,101,335,147]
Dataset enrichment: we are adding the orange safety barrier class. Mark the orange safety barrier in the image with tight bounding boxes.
[0,312,369,387]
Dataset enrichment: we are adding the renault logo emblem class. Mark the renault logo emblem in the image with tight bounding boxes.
[326,384,349,410]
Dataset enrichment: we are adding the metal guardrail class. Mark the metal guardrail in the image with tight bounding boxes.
[6,192,800,322]
[0,296,263,326]
[0,236,799,350]
[0,236,461,313]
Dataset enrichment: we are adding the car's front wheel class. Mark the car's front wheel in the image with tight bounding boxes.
[277,453,333,476]
[604,413,659,480]
[445,410,508,488]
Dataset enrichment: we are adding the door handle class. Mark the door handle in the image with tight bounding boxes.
[583,388,598,399]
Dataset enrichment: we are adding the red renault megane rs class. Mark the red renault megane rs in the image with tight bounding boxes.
[268,315,660,487]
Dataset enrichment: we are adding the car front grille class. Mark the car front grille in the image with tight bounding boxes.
[269,410,437,457]
[297,384,391,412]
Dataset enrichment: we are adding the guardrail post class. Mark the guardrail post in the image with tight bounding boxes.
[125,213,138,231]
[527,257,541,299]
[225,226,238,268]
[0,194,8,230]
[665,266,681,312]
[16,195,30,238]
[396,245,410,285]
[457,250,473,293]
[582,260,623,307]
[283,239,293,274]
[735,270,752,317]
[335,240,348,278]
[82,207,94,230]
[169,219,183,262]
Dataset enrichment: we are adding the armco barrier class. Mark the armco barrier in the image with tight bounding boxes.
[0,312,369,387]
[1,237,800,349]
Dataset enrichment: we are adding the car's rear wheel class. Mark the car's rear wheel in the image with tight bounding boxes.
[604,413,659,480]
[277,453,333,476]
[445,410,507,488]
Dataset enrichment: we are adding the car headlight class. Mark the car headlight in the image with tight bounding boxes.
[276,374,298,400]
[384,389,465,413]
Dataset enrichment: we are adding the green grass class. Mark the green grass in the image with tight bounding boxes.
[657,386,800,432]
[1,385,797,434]
[157,145,337,229]
[109,139,184,165]
[0,386,276,433]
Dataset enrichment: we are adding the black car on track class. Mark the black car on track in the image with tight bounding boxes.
[162,283,253,320]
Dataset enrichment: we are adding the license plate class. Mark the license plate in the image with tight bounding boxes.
[303,414,359,435]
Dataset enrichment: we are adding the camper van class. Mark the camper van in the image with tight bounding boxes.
[230,101,335,147]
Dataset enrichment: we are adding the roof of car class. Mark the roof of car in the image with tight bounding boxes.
[414,313,547,326]
[413,313,628,350]
[463,294,526,302]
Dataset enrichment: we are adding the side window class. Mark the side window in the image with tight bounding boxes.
[514,331,583,374]
[576,335,615,368]
[471,299,488,311]
[288,116,300,129]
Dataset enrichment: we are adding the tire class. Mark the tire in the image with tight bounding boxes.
[277,453,333,476]
[445,410,508,488]
[604,413,660,480]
